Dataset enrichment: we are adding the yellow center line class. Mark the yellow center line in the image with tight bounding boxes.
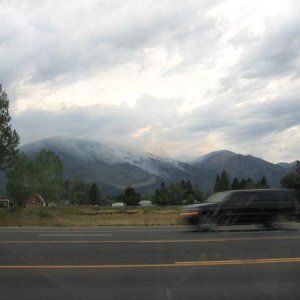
[1,257,300,269]
[1,236,300,244]
[176,257,300,266]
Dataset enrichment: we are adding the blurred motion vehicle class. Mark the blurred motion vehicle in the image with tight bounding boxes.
[181,189,300,230]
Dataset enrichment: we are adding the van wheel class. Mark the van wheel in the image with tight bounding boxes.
[264,215,285,230]
[198,215,217,232]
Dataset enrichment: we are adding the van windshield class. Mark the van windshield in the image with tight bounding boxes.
[205,191,231,204]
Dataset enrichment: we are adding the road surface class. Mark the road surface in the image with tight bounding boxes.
[0,225,300,299]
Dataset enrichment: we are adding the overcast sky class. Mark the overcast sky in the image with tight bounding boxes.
[1,0,300,163]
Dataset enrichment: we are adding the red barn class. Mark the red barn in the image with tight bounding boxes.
[26,194,46,208]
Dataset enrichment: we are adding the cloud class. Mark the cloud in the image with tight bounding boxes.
[238,21,300,79]
[13,94,180,146]
[132,126,152,139]
[0,0,221,97]
[12,84,300,163]
[2,0,300,163]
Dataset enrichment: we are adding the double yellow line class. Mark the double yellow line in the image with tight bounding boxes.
[1,257,300,269]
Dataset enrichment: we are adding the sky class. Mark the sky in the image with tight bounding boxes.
[1,0,300,163]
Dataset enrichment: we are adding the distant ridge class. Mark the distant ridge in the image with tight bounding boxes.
[0,137,293,195]
[192,150,289,188]
[19,136,215,194]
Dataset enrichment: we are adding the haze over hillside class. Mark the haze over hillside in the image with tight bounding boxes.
[20,137,216,194]
[6,136,292,195]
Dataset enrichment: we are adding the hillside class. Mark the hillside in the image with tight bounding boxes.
[20,137,215,194]
[192,150,288,187]
[0,137,294,196]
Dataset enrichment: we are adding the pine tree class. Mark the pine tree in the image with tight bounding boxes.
[240,178,247,189]
[213,174,221,192]
[246,177,256,189]
[220,170,230,191]
[257,176,269,188]
[121,186,141,206]
[281,162,300,189]
[0,84,20,170]
[231,177,240,190]
[88,182,101,205]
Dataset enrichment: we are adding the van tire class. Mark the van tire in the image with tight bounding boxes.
[264,215,284,230]
[198,215,217,232]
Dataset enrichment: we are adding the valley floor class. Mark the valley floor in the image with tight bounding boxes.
[0,206,182,227]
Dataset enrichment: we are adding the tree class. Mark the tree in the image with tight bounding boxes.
[231,177,240,190]
[213,174,222,192]
[192,184,204,203]
[34,149,64,202]
[88,182,101,205]
[152,180,203,205]
[152,181,170,205]
[245,177,256,189]
[240,178,247,189]
[6,150,64,205]
[63,179,91,205]
[256,176,269,189]
[220,170,230,191]
[0,84,20,170]
[168,182,184,205]
[120,186,141,206]
[6,153,33,205]
[281,162,300,189]
[214,170,230,192]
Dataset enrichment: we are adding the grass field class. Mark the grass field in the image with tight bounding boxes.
[0,206,184,227]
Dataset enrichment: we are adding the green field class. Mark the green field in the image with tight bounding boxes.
[0,206,184,227]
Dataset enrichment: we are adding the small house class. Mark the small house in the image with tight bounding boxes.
[0,198,11,209]
[26,194,46,208]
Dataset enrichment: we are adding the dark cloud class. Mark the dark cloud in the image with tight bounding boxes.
[0,0,221,97]
[237,18,300,79]
[184,89,300,147]
[13,94,179,146]
[2,0,300,162]
[11,87,300,162]
[228,95,300,141]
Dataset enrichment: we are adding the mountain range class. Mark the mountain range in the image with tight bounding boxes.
[0,137,296,195]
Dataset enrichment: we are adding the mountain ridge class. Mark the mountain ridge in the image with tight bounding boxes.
[19,136,216,194]
[0,136,295,195]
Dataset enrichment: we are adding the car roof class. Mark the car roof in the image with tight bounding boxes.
[229,189,294,193]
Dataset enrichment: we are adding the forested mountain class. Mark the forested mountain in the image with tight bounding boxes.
[0,137,295,195]
[20,137,215,194]
[192,150,289,188]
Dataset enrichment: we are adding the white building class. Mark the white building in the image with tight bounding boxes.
[112,202,126,207]
[139,200,152,207]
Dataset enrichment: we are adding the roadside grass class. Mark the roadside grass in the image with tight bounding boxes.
[0,206,184,227]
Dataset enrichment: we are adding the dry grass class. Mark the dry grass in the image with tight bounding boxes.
[0,206,184,227]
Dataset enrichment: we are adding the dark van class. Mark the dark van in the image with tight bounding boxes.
[182,189,300,230]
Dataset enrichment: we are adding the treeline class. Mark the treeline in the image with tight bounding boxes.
[4,146,205,206]
[213,170,269,193]
[113,180,203,206]
[152,180,203,205]
[281,161,300,189]
[6,149,300,207]
[5,150,105,206]
[63,179,203,206]
[6,150,64,206]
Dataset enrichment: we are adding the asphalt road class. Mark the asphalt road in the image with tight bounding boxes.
[0,225,300,300]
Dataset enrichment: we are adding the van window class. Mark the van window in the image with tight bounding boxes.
[225,192,257,207]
